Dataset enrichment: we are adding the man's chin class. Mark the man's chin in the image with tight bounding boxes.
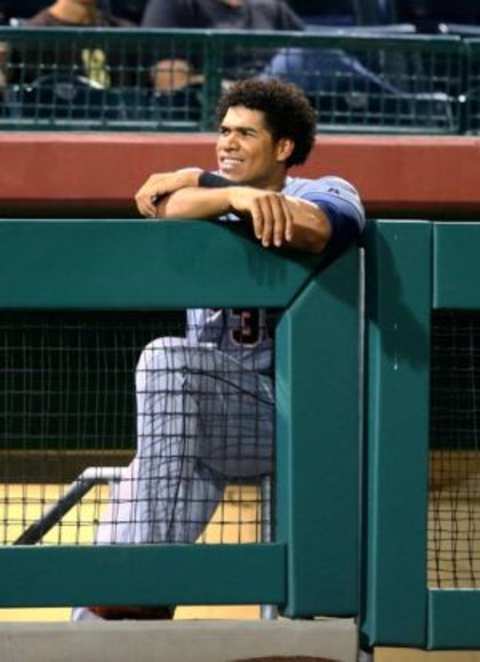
[219,169,255,186]
[219,170,245,183]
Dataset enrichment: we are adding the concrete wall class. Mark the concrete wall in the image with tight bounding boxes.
[2,133,480,218]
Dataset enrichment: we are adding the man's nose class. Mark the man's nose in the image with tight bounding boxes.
[223,132,239,149]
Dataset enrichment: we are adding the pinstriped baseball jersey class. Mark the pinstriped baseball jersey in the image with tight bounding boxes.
[186,175,365,372]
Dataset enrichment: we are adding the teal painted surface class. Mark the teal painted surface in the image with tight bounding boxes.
[0,221,320,309]
[276,248,360,617]
[434,222,480,309]
[428,590,480,649]
[0,544,285,607]
[361,220,431,647]
[0,218,326,611]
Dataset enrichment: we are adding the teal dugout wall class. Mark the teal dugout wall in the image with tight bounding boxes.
[361,220,480,649]
[0,219,360,617]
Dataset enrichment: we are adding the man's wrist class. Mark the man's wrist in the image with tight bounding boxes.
[199,171,237,188]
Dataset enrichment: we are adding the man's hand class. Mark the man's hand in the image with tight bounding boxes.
[135,168,202,218]
[227,187,293,248]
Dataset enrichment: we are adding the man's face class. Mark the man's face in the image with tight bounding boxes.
[216,106,286,188]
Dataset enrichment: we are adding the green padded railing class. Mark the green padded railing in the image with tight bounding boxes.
[0,219,360,617]
[0,27,463,133]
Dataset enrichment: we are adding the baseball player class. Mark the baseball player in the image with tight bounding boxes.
[73,78,365,621]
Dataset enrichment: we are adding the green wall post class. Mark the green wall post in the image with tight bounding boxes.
[276,248,360,617]
[361,220,431,647]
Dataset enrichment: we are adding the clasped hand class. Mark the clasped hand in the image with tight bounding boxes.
[135,168,202,218]
[227,187,293,248]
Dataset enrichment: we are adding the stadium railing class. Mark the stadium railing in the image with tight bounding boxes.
[0,27,463,134]
[0,219,360,618]
[361,219,480,650]
[463,39,480,134]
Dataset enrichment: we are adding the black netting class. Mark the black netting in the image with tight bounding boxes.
[0,309,276,547]
[429,310,480,588]
[0,29,461,133]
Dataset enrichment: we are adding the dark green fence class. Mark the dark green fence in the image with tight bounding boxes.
[0,27,465,133]
[3,217,480,647]
[362,220,480,650]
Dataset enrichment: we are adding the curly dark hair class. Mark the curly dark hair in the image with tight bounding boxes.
[216,78,317,168]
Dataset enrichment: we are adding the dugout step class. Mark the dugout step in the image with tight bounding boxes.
[0,618,357,662]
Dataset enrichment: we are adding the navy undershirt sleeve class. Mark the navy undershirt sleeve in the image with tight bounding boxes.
[316,198,365,261]
[198,171,236,188]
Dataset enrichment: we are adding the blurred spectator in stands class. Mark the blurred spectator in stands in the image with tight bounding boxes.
[0,40,7,98]
[141,0,304,91]
[18,0,134,89]
[140,0,398,111]
[0,1,47,24]
[0,0,138,122]
[0,0,14,98]
[109,0,146,24]
[26,0,131,28]
[288,0,359,27]
[397,0,480,32]
[142,0,303,30]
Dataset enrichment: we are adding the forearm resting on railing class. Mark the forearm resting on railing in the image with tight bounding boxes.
[156,187,332,254]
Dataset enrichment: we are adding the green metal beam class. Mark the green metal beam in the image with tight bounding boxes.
[0,220,321,309]
[434,222,480,309]
[428,590,480,649]
[276,247,360,617]
[0,544,285,607]
[361,220,431,647]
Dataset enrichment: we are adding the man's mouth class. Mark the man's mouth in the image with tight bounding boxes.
[220,157,244,171]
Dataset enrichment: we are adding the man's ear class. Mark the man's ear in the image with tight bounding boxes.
[275,137,295,164]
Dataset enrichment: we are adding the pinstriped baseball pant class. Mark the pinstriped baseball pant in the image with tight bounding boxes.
[96,337,274,545]
[72,338,274,619]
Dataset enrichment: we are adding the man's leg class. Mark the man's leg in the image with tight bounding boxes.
[99,337,273,544]
[72,337,273,620]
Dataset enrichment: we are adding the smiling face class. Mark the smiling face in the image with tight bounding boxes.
[216,106,294,190]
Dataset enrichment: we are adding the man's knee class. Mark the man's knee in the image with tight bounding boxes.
[137,337,185,372]
[136,337,190,393]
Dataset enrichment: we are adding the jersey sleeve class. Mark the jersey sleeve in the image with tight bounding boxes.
[293,176,366,258]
